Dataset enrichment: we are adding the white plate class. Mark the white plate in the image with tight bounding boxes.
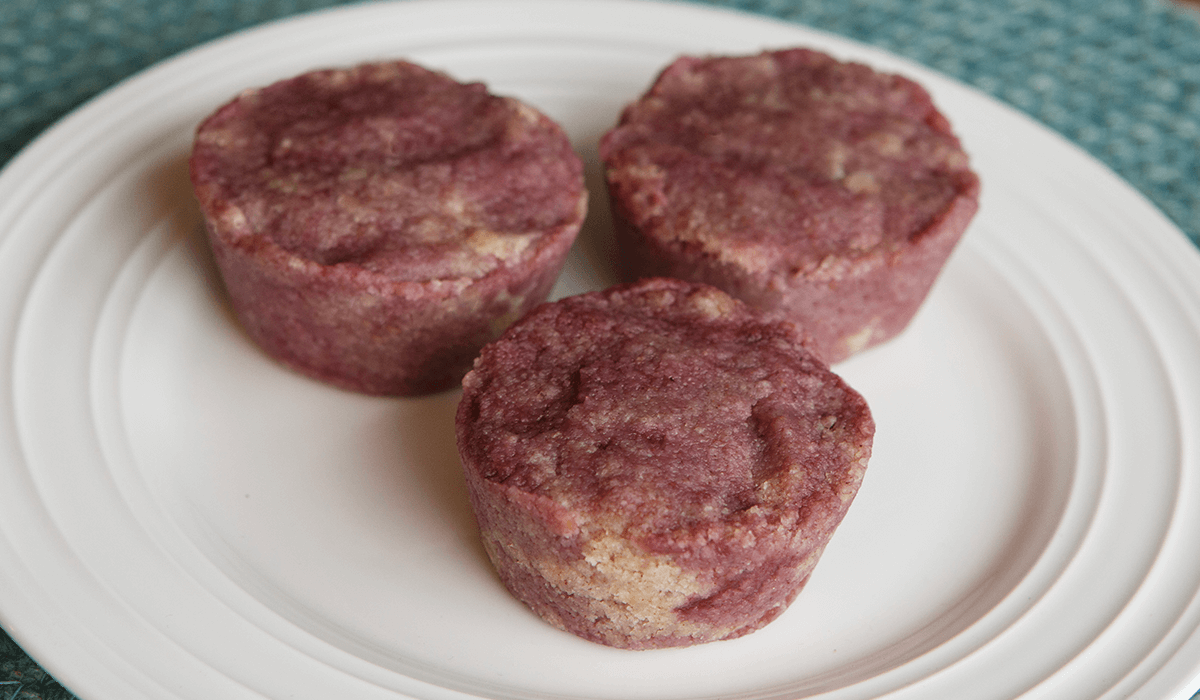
[2,1,1199,699]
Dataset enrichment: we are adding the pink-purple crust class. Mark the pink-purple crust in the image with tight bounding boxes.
[190,61,586,395]
[600,48,980,363]
[456,278,874,649]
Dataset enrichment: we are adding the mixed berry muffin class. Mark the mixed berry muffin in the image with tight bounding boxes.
[456,278,874,649]
[601,48,979,363]
[190,60,586,394]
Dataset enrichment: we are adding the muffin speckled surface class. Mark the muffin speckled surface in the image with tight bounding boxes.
[456,278,874,649]
[600,48,979,363]
[190,60,586,395]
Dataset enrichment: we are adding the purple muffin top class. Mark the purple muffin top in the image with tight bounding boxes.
[600,49,979,276]
[458,278,874,555]
[191,61,585,282]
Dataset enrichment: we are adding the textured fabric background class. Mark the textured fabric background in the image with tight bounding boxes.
[2,0,1200,698]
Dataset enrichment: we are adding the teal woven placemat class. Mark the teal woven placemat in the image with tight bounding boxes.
[2,1,1200,699]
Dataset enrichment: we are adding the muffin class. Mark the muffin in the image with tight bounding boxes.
[456,278,874,649]
[600,48,979,363]
[190,60,586,395]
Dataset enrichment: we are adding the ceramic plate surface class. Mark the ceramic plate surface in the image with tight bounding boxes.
[2,1,1199,699]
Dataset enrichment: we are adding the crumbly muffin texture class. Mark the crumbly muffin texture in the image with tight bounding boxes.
[457,278,874,648]
[191,60,585,394]
[601,48,980,363]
